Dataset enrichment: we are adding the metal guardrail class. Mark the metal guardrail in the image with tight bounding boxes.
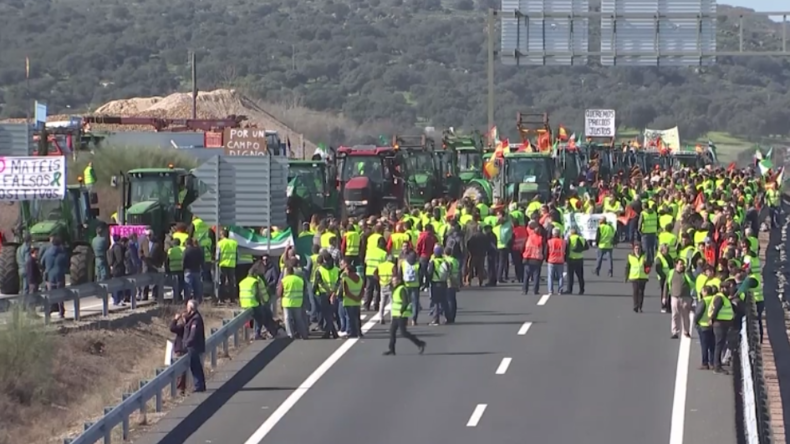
[62,308,253,444]
[0,273,167,324]
[736,290,772,444]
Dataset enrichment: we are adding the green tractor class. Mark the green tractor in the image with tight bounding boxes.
[0,185,100,294]
[112,166,199,243]
[489,152,556,204]
[440,130,493,203]
[393,135,441,207]
[287,159,339,229]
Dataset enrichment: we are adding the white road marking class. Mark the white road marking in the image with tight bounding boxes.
[244,308,390,444]
[361,314,367,320]
[495,357,512,375]
[668,315,693,444]
[537,294,551,306]
[466,404,488,427]
[517,322,532,335]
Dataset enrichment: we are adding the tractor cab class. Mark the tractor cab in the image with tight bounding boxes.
[490,152,555,204]
[393,135,440,207]
[287,159,339,227]
[583,137,617,181]
[112,166,198,239]
[336,145,401,216]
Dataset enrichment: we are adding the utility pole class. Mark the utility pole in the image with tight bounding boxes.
[487,9,497,132]
[191,51,198,119]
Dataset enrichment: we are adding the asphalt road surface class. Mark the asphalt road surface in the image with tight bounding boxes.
[135,245,737,444]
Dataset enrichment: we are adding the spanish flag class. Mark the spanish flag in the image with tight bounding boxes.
[537,131,551,153]
[493,138,510,158]
[558,125,569,142]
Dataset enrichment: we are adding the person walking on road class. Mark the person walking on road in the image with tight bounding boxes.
[566,227,587,295]
[594,219,615,277]
[694,285,716,370]
[384,275,426,356]
[707,289,737,374]
[239,269,272,340]
[545,228,566,296]
[625,243,649,313]
[667,259,693,338]
[184,300,206,392]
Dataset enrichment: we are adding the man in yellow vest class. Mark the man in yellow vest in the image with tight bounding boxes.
[638,205,658,264]
[566,228,587,295]
[215,229,238,304]
[83,161,96,189]
[339,258,364,337]
[707,289,737,374]
[427,246,450,326]
[625,243,649,313]
[594,219,616,277]
[278,264,309,339]
[444,248,461,324]
[384,275,426,356]
[693,285,716,369]
[363,237,387,313]
[239,270,272,340]
[165,238,185,301]
[400,251,422,326]
[314,253,340,339]
[373,255,397,325]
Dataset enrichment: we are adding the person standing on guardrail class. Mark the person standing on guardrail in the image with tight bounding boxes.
[183,238,204,302]
[108,234,126,306]
[184,300,206,392]
[16,233,32,295]
[41,235,68,318]
[166,238,185,302]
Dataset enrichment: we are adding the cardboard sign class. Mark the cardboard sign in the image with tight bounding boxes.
[584,109,616,138]
[0,156,66,201]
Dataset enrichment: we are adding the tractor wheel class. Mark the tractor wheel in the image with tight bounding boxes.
[0,244,20,295]
[462,183,487,204]
[70,245,95,285]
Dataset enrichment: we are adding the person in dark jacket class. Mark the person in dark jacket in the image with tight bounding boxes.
[182,238,205,302]
[92,226,109,282]
[184,300,206,392]
[122,237,136,303]
[169,310,188,395]
[25,247,43,310]
[41,236,69,318]
[107,236,127,305]
[139,230,165,301]
[17,234,32,294]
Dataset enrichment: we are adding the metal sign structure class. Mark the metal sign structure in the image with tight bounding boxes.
[0,124,33,157]
[191,155,288,227]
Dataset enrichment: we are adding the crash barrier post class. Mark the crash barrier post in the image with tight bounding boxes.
[61,308,253,444]
[0,273,167,324]
[736,289,772,444]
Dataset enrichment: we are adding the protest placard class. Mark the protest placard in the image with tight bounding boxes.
[0,156,66,201]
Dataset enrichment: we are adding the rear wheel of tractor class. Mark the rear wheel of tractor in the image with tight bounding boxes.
[0,244,20,295]
[70,245,95,285]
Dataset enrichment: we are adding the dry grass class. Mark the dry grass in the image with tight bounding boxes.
[0,304,233,444]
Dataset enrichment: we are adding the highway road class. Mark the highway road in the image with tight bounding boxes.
[135,245,737,444]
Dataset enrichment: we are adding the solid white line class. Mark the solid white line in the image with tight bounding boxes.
[466,404,487,427]
[537,294,551,306]
[668,317,693,444]
[361,314,367,320]
[244,309,389,444]
[495,357,512,375]
[517,322,532,335]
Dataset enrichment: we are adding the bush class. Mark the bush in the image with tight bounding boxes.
[0,306,55,412]
[68,146,199,187]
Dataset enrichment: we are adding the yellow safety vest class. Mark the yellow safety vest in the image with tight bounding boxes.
[377,261,395,287]
[568,235,584,260]
[750,274,764,302]
[365,248,386,276]
[173,232,189,246]
[658,232,677,251]
[281,274,305,308]
[391,285,412,318]
[239,276,260,308]
[344,231,361,256]
[597,224,615,249]
[192,218,209,242]
[627,254,648,280]
[430,257,445,282]
[317,266,339,295]
[640,212,657,234]
[493,224,507,249]
[83,165,96,185]
[697,295,715,327]
[342,275,364,307]
[167,246,184,272]
[401,262,421,288]
[320,232,336,249]
[217,238,238,268]
[309,254,320,284]
[366,233,383,254]
[390,232,409,253]
[256,276,270,303]
[709,293,734,321]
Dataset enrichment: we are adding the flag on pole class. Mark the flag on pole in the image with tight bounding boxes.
[707,141,718,163]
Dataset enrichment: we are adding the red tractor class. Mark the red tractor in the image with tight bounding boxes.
[336,145,404,217]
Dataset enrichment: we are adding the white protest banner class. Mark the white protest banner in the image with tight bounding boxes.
[584,109,616,138]
[643,127,681,153]
[0,156,66,201]
[563,212,618,241]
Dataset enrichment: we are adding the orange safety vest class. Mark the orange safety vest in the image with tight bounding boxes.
[547,238,566,264]
[522,233,544,260]
[512,226,527,252]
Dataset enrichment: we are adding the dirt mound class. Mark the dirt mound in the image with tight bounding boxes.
[92,89,317,156]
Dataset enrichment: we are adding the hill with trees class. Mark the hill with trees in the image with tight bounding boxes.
[0,0,788,144]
